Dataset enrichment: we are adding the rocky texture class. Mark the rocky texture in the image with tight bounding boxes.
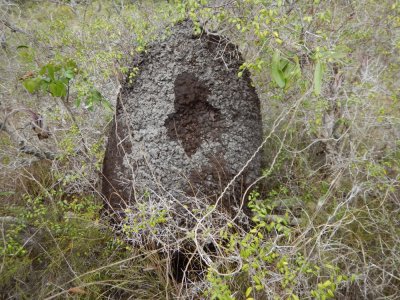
[102,20,262,215]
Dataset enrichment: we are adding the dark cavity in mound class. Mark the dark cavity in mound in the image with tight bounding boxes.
[165,72,222,157]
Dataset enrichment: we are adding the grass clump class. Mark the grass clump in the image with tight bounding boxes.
[0,181,172,299]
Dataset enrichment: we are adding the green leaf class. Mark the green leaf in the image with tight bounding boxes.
[47,64,55,81]
[39,65,47,75]
[60,77,70,87]
[311,290,317,297]
[49,81,67,97]
[280,59,289,72]
[322,280,332,288]
[314,59,324,95]
[23,78,42,93]
[245,287,252,297]
[64,69,75,80]
[327,289,335,298]
[87,89,103,104]
[40,63,60,82]
[271,50,286,88]
[325,264,335,270]
[65,59,77,70]
[84,89,104,110]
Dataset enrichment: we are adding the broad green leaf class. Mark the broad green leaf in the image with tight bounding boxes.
[271,50,286,88]
[39,66,46,75]
[23,77,42,93]
[282,59,298,80]
[314,60,324,95]
[64,69,75,80]
[40,81,49,91]
[280,59,289,72]
[40,63,60,81]
[47,64,55,81]
[49,81,67,97]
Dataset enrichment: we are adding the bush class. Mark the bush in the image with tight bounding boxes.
[0,0,399,299]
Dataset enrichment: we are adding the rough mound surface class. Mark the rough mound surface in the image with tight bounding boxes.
[102,20,262,214]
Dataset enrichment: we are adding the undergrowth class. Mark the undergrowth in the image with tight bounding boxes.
[1,0,399,299]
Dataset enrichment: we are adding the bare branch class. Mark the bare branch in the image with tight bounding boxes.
[0,113,56,160]
[0,19,28,35]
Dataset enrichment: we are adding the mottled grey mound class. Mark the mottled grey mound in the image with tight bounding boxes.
[102,20,262,215]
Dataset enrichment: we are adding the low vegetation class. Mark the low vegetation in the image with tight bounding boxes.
[1,0,399,299]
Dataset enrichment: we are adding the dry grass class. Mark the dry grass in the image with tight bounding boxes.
[0,0,399,299]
